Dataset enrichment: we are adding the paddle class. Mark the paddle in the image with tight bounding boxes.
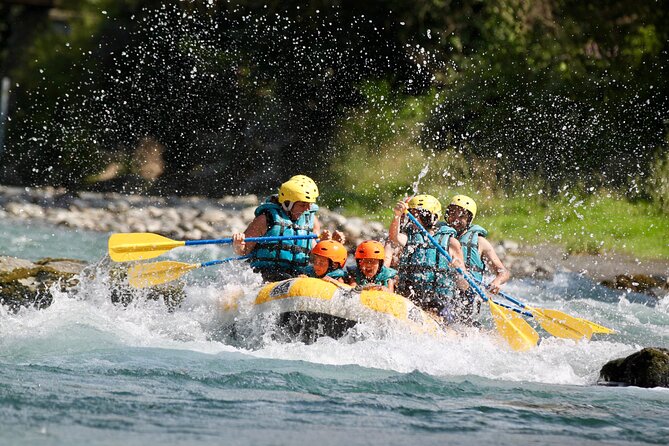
[404,212,539,351]
[496,286,615,334]
[127,255,252,288]
[108,232,318,262]
[491,287,604,339]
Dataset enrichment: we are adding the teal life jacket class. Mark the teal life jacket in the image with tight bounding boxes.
[459,225,488,282]
[348,264,397,287]
[250,197,318,274]
[397,225,458,303]
[304,265,348,280]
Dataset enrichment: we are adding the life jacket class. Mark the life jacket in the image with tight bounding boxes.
[250,196,318,274]
[458,225,488,282]
[397,225,458,304]
[304,265,348,280]
[348,265,397,287]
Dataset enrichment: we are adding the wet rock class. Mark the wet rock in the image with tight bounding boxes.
[0,255,186,313]
[599,347,669,388]
[601,274,668,296]
[504,255,555,281]
[200,208,228,224]
[501,240,520,252]
[0,256,86,312]
[106,262,185,312]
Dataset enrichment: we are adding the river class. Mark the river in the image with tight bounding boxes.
[0,219,667,445]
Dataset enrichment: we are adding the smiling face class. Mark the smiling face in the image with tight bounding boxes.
[409,208,436,229]
[446,204,471,233]
[357,258,381,279]
[312,254,331,277]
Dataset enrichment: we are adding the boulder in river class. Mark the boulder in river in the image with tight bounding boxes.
[0,256,86,312]
[0,256,184,312]
[600,274,669,299]
[599,347,669,388]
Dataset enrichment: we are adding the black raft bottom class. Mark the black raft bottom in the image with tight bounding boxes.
[277,311,358,344]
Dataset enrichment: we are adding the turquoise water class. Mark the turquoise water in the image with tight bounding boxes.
[1,219,668,445]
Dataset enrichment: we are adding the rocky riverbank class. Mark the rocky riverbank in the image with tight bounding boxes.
[1,185,667,299]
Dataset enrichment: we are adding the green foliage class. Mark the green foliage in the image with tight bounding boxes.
[482,194,669,259]
[645,149,669,213]
[0,0,667,229]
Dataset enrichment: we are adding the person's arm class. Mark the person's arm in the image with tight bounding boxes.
[389,201,408,247]
[448,237,469,291]
[383,241,397,268]
[478,237,510,294]
[232,214,268,255]
[386,277,396,293]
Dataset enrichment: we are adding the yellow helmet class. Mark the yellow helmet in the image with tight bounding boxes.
[278,177,319,203]
[450,195,477,220]
[407,194,442,220]
[289,175,317,187]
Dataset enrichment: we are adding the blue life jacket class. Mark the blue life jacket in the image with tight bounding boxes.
[459,225,488,282]
[304,265,348,280]
[348,264,397,287]
[250,197,318,274]
[397,225,458,303]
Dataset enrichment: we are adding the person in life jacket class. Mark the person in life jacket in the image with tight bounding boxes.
[388,195,469,321]
[232,175,344,282]
[444,195,510,294]
[347,240,397,292]
[303,240,348,283]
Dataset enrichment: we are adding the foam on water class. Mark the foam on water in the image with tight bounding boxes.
[1,219,664,389]
[1,258,657,388]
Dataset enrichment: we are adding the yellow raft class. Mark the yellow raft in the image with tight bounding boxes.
[245,277,445,342]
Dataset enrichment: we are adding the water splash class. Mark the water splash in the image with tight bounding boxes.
[411,163,430,195]
[0,261,658,386]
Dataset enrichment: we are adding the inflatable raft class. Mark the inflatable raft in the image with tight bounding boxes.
[221,277,446,343]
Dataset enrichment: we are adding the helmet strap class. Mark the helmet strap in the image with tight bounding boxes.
[282,201,294,212]
[430,214,438,228]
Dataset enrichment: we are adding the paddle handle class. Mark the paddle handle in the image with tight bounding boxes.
[201,255,252,268]
[405,213,490,302]
[184,234,318,247]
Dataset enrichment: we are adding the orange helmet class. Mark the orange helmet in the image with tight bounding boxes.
[311,240,348,266]
[355,240,385,260]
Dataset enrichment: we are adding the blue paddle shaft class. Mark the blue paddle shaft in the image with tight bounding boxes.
[405,212,491,302]
[472,275,528,310]
[201,255,252,268]
[405,213,535,318]
[498,289,526,309]
[184,234,318,247]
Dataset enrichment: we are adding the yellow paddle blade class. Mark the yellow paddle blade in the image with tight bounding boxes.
[577,317,615,334]
[488,300,539,351]
[127,261,199,288]
[108,233,186,262]
[529,307,594,340]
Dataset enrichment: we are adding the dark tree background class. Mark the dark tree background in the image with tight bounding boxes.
[0,0,667,204]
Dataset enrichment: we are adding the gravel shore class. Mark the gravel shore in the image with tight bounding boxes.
[1,185,667,295]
